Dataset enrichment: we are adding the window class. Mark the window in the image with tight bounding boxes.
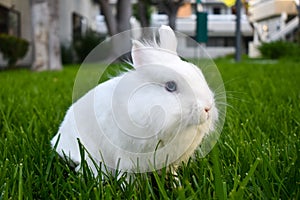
[213,7,221,15]
[72,12,87,40]
[207,37,235,47]
[0,5,20,37]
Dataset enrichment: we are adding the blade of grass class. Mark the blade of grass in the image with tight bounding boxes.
[211,145,227,200]
[152,171,169,199]
[18,163,23,200]
[230,157,260,199]
[257,144,289,197]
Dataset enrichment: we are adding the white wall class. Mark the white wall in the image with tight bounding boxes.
[59,0,100,46]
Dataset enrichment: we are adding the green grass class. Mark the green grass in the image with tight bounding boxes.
[0,59,299,199]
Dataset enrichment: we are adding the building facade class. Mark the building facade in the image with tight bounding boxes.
[151,0,253,58]
[1,0,256,65]
[248,0,298,57]
[0,0,99,67]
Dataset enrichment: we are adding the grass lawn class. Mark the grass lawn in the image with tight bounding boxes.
[0,58,299,199]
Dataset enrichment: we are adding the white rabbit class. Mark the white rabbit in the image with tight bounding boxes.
[51,25,218,176]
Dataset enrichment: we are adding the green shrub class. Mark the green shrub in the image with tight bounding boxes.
[61,44,74,64]
[0,34,29,68]
[73,30,105,63]
[258,41,300,60]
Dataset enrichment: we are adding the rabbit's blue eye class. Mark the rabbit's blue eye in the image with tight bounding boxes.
[165,81,177,92]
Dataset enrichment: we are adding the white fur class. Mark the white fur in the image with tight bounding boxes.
[51,25,218,176]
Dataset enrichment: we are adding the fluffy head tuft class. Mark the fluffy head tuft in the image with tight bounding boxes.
[130,25,218,137]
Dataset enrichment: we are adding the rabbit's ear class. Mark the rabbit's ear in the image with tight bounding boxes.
[132,39,158,68]
[132,39,145,50]
[159,25,177,53]
[131,40,146,67]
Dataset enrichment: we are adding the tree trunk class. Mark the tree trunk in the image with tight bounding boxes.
[168,12,177,30]
[158,0,184,30]
[116,0,132,32]
[48,0,62,70]
[137,0,150,27]
[98,0,132,36]
[31,0,49,71]
[97,0,132,60]
[98,0,118,36]
[116,0,132,60]
[31,0,62,71]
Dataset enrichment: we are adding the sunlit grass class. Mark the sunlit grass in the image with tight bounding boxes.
[0,59,299,199]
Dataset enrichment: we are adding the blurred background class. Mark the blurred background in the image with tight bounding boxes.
[0,0,299,70]
[0,2,299,198]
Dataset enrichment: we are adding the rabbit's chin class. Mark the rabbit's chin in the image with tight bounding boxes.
[169,122,211,167]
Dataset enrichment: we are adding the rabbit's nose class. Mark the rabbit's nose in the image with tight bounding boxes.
[204,107,210,113]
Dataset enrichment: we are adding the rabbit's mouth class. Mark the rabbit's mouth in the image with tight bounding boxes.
[187,101,218,129]
[188,107,210,126]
